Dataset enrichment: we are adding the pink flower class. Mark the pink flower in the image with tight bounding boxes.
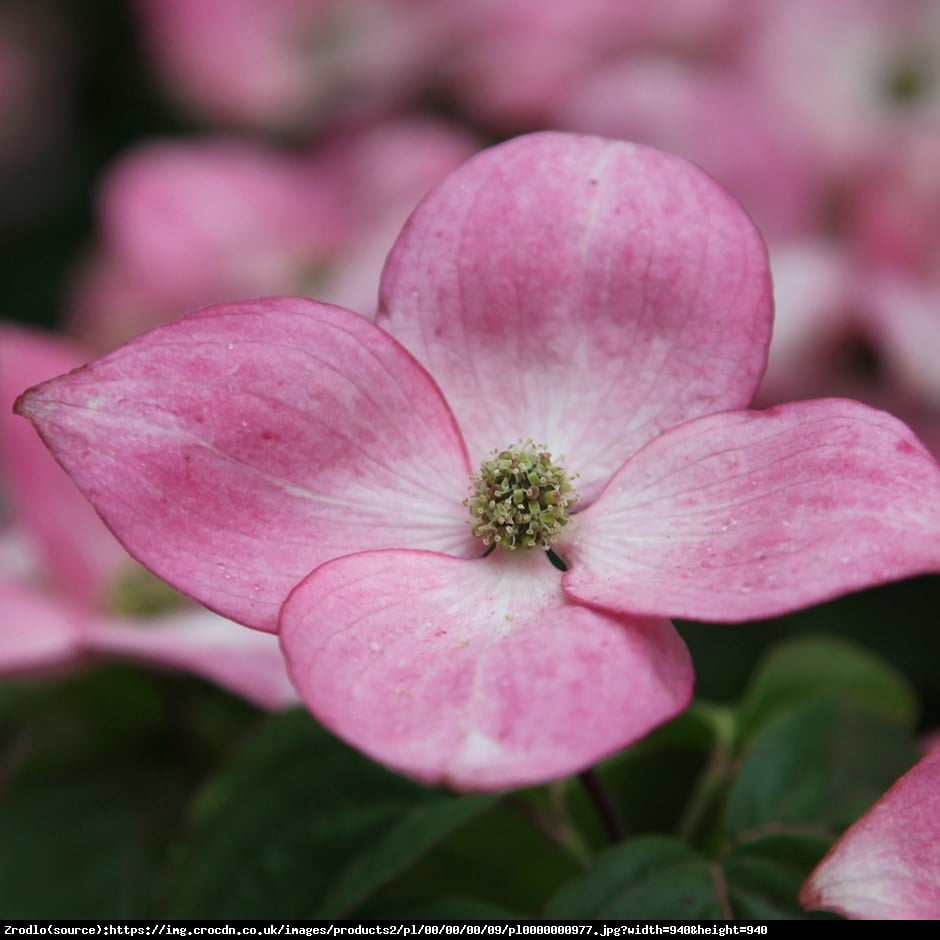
[0,323,296,709]
[132,0,452,133]
[441,0,745,129]
[852,123,940,280]
[551,58,824,241]
[67,122,478,349]
[744,0,940,174]
[67,136,347,350]
[15,133,940,789]
[801,750,940,919]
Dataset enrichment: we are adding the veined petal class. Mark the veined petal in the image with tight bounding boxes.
[0,324,128,606]
[87,608,296,711]
[564,400,940,623]
[279,548,693,791]
[15,298,476,632]
[801,750,940,919]
[379,131,772,501]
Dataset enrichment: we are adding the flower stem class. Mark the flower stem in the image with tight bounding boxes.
[675,705,735,847]
[578,766,627,843]
[512,784,592,867]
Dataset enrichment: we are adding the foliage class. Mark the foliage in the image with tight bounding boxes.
[0,633,922,918]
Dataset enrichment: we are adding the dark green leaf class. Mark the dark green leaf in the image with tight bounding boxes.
[0,668,209,918]
[372,897,521,919]
[724,833,834,920]
[546,837,722,918]
[168,709,498,918]
[0,763,184,918]
[358,795,581,917]
[727,698,918,836]
[319,793,497,916]
[736,635,918,745]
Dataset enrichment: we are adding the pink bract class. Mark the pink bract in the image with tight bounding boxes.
[552,58,824,240]
[300,118,481,317]
[133,0,452,133]
[67,121,478,349]
[15,133,940,790]
[745,0,940,172]
[0,324,295,709]
[442,0,747,129]
[67,137,347,349]
[801,750,940,919]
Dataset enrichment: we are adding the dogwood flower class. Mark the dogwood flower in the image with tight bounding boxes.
[801,749,940,919]
[133,0,452,133]
[14,133,940,789]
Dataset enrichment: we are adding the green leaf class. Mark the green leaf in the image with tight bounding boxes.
[727,698,919,836]
[546,837,722,919]
[543,831,836,920]
[0,667,208,918]
[0,665,261,783]
[167,709,496,918]
[544,832,840,921]
[724,833,834,920]
[372,897,521,919]
[736,635,918,745]
[319,793,497,916]
[0,763,185,918]
[356,794,581,916]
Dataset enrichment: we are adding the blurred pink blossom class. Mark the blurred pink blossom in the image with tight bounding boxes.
[745,0,940,175]
[442,0,747,129]
[133,0,453,133]
[552,57,823,239]
[67,136,347,349]
[757,121,940,456]
[68,120,478,349]
[851,123,940,280]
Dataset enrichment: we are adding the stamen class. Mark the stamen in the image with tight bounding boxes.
[465,441,578,551]
[109,564,183,618]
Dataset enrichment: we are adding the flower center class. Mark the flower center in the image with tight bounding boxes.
[109,563,184,618]
[883,57,932,105]
[465,441,578,550]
